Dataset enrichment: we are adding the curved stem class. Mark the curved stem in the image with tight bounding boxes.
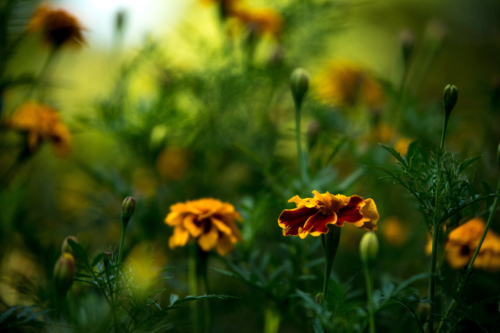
[294,102,308,185]
[117,224,127,263]
[364,265,375,333]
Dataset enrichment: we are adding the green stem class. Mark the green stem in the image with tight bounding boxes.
[321,226,341,299]
[24,46,58,101]
[436,178,500,333]
[106,267,120,333]
[364,265,375,333]
[294,101,308,184]
[117,224,127,263]
[189,245,201,333]
[428,113,449,333]
[263,304,280,333]
[198,247,211,332]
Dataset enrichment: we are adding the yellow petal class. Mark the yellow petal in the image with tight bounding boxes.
[183,214,202,237]
[360,198,379,231]
[169,226,190,248]
[215,234,235,256]
[198,223,219,251]
[211,217,232,236]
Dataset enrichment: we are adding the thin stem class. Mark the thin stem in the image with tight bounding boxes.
[188,245,201,333]
[364,265,375,333]
[117,224,127,263]
[198,247,211,332]
[321,226,341,299]
[294,102,308,184]
[24,46,58,101]
[105,267,120,333]
[263,304,280,333]
[428,113,449,333]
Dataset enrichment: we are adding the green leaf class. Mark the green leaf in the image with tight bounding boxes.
[380,144,408,168]
[0,306,21,325]
[68,239,88,267]
[457,156,481,174]
[393,273,429,296]
[312,317,325,333]
[392,298,424,333]
[169,294,179,306]
[91,253,105,268]
[406,141,420,164]
[169,294,240,307]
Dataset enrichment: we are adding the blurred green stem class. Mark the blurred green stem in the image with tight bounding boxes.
[436,175,500,333]
[105,267,120,333]
[188,246,200,333]
[263,304,280,333]
[117,224,127,263]
[294,102,308,184]
[428,110,449,333]
[321,225,341,299]
[364,264,375,333]
[189,245,211,333]
[24,46,58,101]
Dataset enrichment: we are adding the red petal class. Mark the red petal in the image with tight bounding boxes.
[301,211,337,237]
[337,195,363,225]
[278,206,318,236]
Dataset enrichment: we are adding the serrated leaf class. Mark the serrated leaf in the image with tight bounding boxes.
[380,144,408,168]
[170,294,240,307]
[457,156,481,174]
[312,317,325,333]
[0,306,21,325]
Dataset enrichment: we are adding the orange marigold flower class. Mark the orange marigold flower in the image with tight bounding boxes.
[28,5,85,48]
[278,191,379,239]
[382,216,408,247]
[165,198,243,256]
[426,217,500,272]
[314,60,384,108]
[4,102,71,157]
[232,7,283,38]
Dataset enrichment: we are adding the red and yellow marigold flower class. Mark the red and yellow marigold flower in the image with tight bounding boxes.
[4,102,71,157]
[278,191,379,239]
[28,5,85,48]
[426,217,500,272]
[165,198,243,256]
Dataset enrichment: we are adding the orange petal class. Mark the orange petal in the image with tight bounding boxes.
[359,198,379,231]
[168,226,190,248]
[165,211,184,226]
[183,214,202,237]
[198,223,219,251]
[215,234,235,256]
[211,217,232,236]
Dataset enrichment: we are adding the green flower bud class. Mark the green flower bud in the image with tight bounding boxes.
[53,253,75,297]
[290,68,310,107]
[61,236,78,255]
[121,196,136,227]
[443,84,458,116]
[103,251,112,269]
[315,292,324,304]
[360,232,379,267]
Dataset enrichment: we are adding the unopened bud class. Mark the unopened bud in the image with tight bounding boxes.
[290,68,310,107]
[53,253,75,296]
[121,196,136,227]
[103,251,112,269]
[61,236,78,255]
[360,232,379,267]
[399,29,415,64]
[315,292,324,304]
[443,84,458,116]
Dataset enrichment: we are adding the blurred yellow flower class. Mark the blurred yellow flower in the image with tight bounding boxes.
[28,5,85,48]
[426,217,500,272]
[314,60,384,108]
[232,7,283,38]
[201,0,241,16]
[127,242,168,288]
[165,198,243,256]
[4,102,71,157]
[382,216,408,247]
[156,147,190,181]
[394,137,413,156]
[278,191,379,239]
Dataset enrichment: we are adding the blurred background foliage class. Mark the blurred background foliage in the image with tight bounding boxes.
[0,0,500,332]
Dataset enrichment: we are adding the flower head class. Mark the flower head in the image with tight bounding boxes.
[314,60,384,109]
[426,217,500,272]
[232,7,283,38]
[165,198,243,256]
[28,5,85,48]
[4,102,71,157]
[278,191,379,239]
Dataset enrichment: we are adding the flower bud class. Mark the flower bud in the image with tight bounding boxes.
[443,84,458,116]
[53,253,75,296]
[399,29,415,64]
[61,236,78,255]
[315,292,324,304]
[290,68,310,107]
[121,196,136,227]
[360,232,379,267]
[103,251,112,269]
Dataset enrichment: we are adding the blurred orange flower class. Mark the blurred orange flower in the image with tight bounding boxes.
[28,5,85,48]
[201,0,241,16]
[165,198,243,256]
[382,216,408,247]
[4,102,71,157]
[394,137,413,156]
[232,7,283,38]
[278,191,379,239]
[314,60,384,108]
[156,147,190,181]
[426,217,500,272]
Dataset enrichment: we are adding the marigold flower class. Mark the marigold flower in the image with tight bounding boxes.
[4,102,71,157]
[314,60,384,109]
[232,7,283,38]
[278,191,379,239]
[28,5,85,48]
[426,217,500,272]
[165,198,243,256]
[382,216,408,247]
